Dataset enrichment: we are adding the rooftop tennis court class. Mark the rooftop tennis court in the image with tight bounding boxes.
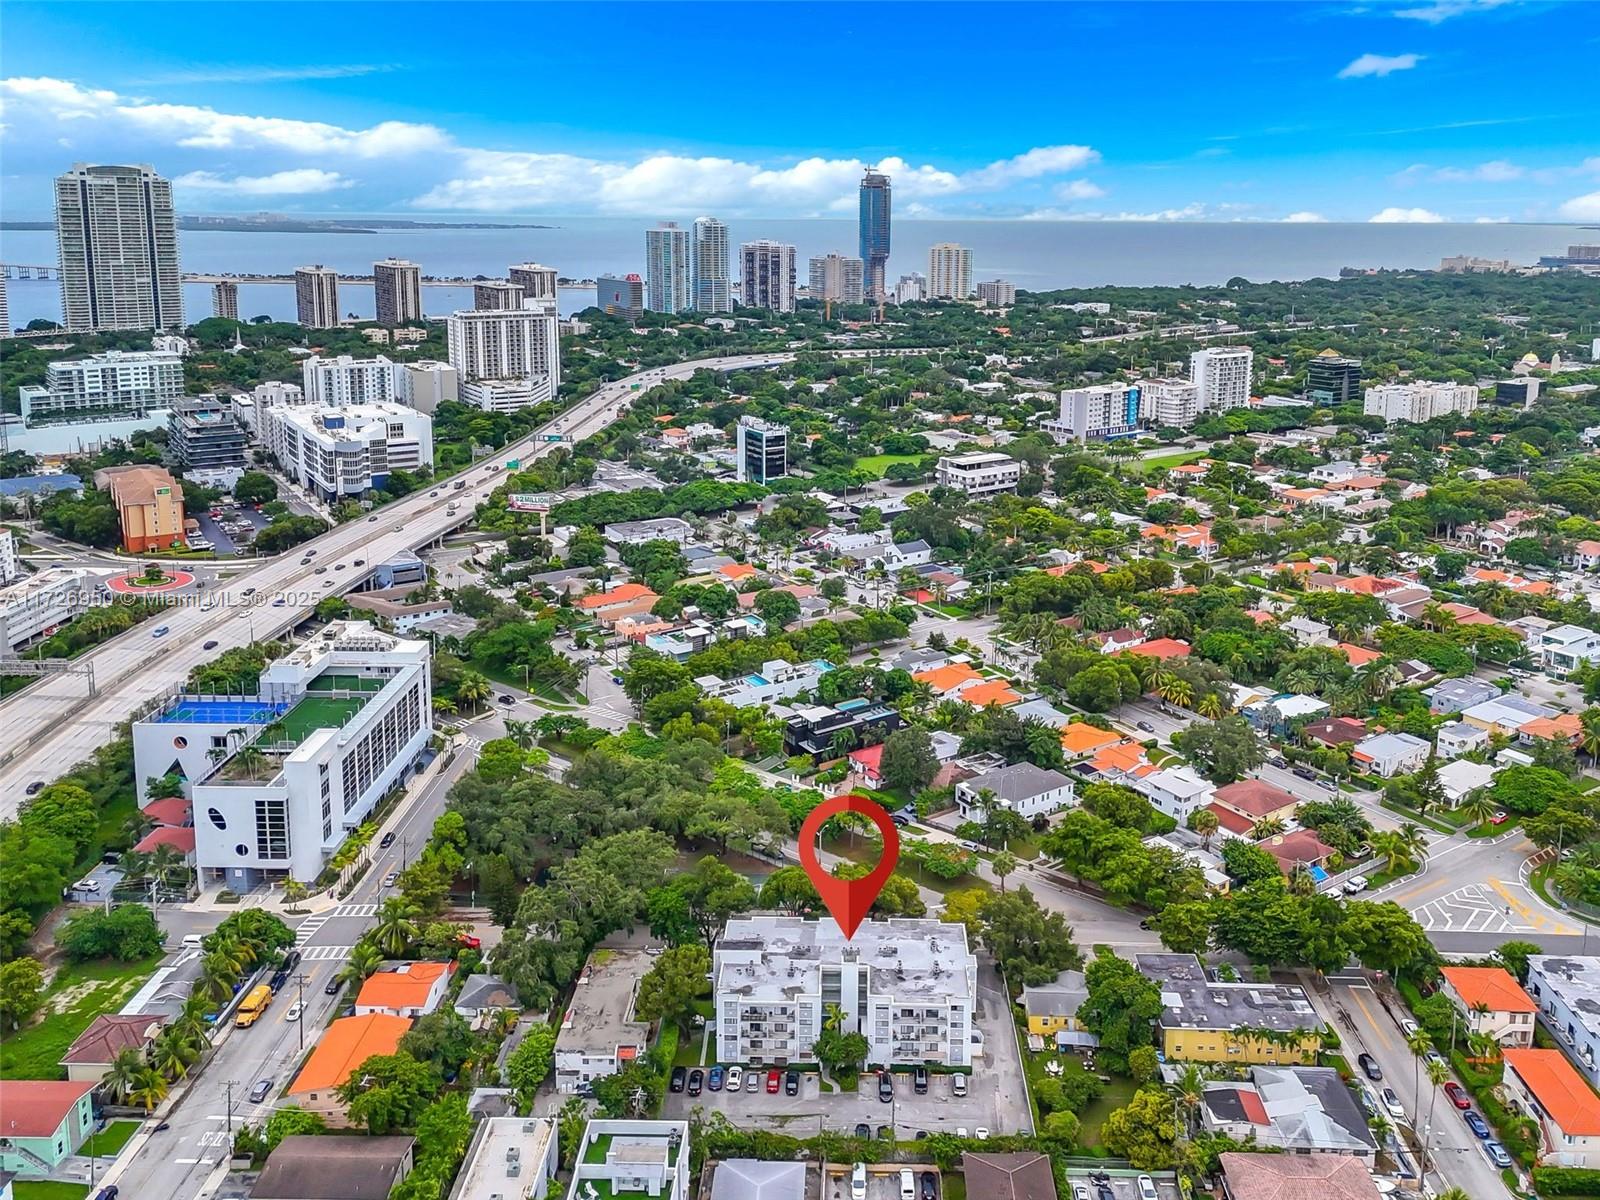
[154,699,287,725]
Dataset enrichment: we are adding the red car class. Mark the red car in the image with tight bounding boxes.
[1489,811,1511,826]
[1445,1081,1470,1110]
[458,933,482,949]
[765,1069,782,1094]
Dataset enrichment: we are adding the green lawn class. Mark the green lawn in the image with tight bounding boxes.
[854,454,928,479]
[1019,1045,1136,1148]
[15,1183,91,1200]
[1126,451,1206,476]
[0,956,161,1081]
[81,1119,139,1158]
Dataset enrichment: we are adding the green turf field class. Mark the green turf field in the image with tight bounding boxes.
[278,694,368,742]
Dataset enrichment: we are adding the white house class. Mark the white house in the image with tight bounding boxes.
[934,451,1020,497]
[566,1121,690,1200]
[1350,731,1430,778]
[1436,720,1490,760]
[955,761,1076,820]
[1542,625,1600,676]
[1438,760,1498,807]
[1129,766,1216,824]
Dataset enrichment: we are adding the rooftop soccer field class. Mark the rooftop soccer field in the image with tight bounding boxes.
[275,694,370,743]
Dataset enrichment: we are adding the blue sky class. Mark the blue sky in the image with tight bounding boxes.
[1,0,1594,223]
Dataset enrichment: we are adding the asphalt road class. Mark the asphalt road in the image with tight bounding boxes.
[1316,971,1516,1200]
[0,352,797,818]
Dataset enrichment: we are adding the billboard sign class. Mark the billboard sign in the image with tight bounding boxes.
[508,493,555,512]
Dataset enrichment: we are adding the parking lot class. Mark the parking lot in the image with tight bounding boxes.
[821,1163,942,1200]
[663,963,1032,1138]
[194,504,270,554]
[1064,1169,1182,1200]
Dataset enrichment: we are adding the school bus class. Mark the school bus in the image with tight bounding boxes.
[235,984,273,1027]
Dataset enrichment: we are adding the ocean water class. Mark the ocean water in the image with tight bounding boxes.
[0,217,1582,328]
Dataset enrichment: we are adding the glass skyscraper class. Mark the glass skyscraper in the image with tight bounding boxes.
[692,216,732,313]
[858,168,892,303]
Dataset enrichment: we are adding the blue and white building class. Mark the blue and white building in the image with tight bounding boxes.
[1044,384,1143,443]
[258,401,433,502]
[1527,956,1600,1088]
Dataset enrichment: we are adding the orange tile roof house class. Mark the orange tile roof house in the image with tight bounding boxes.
[959,679,1023,709]
[1502,1048,1600,1167]
[576,583,657,612]
[288,1013,412,1126]
[1118,637,1190,661]
[1212,779,1298,823]
[1440,966,1536,1046]
[355,962,453,1018]
[913,662,984,695]
[1060,723,1126,758]
[93,463,187,553]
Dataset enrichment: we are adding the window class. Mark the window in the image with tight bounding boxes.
[208,807,227,830]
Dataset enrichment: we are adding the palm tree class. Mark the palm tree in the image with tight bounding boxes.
[282,877,308,905]
[992,850,1019,892]
[227,744,268,780]
[101,1046,144,1102]
[1369,831,1416,876]
[1195,691,1227,721]
[1458,789,1497,829]
[340,942,384,989]
[1193,809,1220,851]
[373,899,420,957]
[1161,676,1195,712]
[151,1029,197,1080]
[504,719,539,751]
[1420,1059,1450,1174]
[1286,864,1318,897]
[1170,1064,1208,1137]
[1406,1027,1433,1127]
[1250,817,1287,840]
[128,1065,170,1112]
[1396,822,1429,861]
[457,673,492,713]
[1581,708,1600,765]
[432,695,458,716]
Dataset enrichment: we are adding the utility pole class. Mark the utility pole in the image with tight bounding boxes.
[295,974,309,1051]
[224,1079,236,1139]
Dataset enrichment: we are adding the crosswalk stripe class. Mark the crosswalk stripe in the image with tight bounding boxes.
[335,903,377,918]
[294,916,330,945]
[301,944,351,961]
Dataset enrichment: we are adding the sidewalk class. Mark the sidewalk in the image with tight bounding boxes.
[180,737,461,917]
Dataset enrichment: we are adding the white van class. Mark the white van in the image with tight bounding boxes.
[181,933,204,949]
[900,1169,915,1200]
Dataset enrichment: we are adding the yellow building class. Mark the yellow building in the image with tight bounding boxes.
[93,464,186,553]
[1022,969,1092,1041]
[1138,953,1323,1065]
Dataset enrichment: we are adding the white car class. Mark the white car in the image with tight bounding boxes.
[725,1066,742,1092]
[285,1003,302,1022]
[974,1128,990,1140]
[75,878,100,892]
[1137,1175,1159,1200]
[850,1163,867,1200]
[1342,874,1369,895]
[382,872,399,887]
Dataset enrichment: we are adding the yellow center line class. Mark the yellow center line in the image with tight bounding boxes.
[1350,986,1398,1055]
[1488,878,1578,935]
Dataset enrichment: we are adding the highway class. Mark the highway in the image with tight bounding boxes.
[0,352,796,818]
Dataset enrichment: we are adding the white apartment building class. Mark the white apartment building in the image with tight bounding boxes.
[694,658,833,708]
[212,280,239,321]
[454,1118,559,1200]
[294,265,341,329]
[1044,384,1143,442]
[0,567,102,651]
[553,947,652,1094]
[646,222,692,313]
[1140,378,1202,427]
[472,280,525,311]
[18,349,183,425]
[231,380,307,435]
[975,279,1016,305]
[935,451,1020,496]
[740,242,797,312]
[714,916,978,1068]
[55,163,182,332]
[302,355,399,407]
[445,303,561,412]
[0,527,18,585]
[808,254,865,304]
[508,262,559,301]
[927,244,973,300]
[259,402,433,501]
[1190,346,1254,412]
[372,258,422,326]
[1363,381,1480,425]
[894,273,927,304]
[132,621,433,888]
[691,219,732,313]
[1542,625,1600,675]
[392,360,458,414]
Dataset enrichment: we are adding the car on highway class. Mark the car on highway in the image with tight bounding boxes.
[285,1002,302,1022]
[242,587,256,596]
[725,1066,742,1091]
[25,781,45,796]
[669,1067,686,1093]
[272,598,286,606]
[687,1069,703,1096]
[1357,1053,1382,1081]
[203,640,218,650]
[766,1069,781,1094]
[382,872,398,887]
[249,1079,274,1103]
[1484,1140,1512,1168]
[334,564,344,571]
[1444,1081,1470,1109]
[1381,1088,1405,1119]
[393,524,403,531]
[368,515,379,522]
[152,625,170,637]
[1464,1110,1491,1138]
[352,559,364,567]
[314,566,327,574]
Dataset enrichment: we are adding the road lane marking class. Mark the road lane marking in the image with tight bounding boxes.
[1488,878,1578,935]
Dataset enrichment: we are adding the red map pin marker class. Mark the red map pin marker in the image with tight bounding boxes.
[798,793,901,940]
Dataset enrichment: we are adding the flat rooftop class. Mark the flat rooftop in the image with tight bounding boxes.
[716,916,975,1004]
[1530,956,1600,1017]
[555,948,652,1057]
[1137,953,1319,1034]
[454,1117,555,1200]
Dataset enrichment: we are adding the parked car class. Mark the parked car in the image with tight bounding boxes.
[725,1066,742,1091]
[1071,1185,1092,1200]
[744,1070,760,1093]
[974,1128,990,1140]
[1490,810,1511,825]
[1425,1048,1446,1070]
[920,1171,938,1200]
[854,1123,871,1139]
[249,1079,273,1103]
[75,878,100,893]
[1358,1053,1382,1082]
[1292,765,1318,780]
[1343,874,1370,895]
[1484,1140,1513,1168]
[669,1067,686,1093]
[914,1065,929,1094]
[850,1163,867,1200]
[951,1074,967,1097]
[1464,1110,1491,1139]
[1444,1081,1469,1109]
[687,1069,703,1096]
[1269,756,1288,768]
[707,1066,724,1092]
[1398,1018,1420,1038]
[766,1069,781,1094]
[1137,1177,1159,1200]
[900,1168,916,1200]
[785,1069,800,1096]
[878,1071,894,1102]
[1382,1088,1406,1119]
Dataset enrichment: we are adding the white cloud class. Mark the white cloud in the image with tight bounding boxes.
[1338,53,1423,78]
[174,168,353,195]
[1369,206,1446,222]
[1102,204,1209,222]
[1472,215,1510,223]
[1282,211,1328,222]
[1394,0,1516,23]
[963,145,1099,188]
[1434,160,1524,182]
[130,64,397,85]
[1559,191,1600,221]
[1055,179,1106,200]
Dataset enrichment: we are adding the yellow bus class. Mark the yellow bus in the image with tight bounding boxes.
[235,984,273,1027]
